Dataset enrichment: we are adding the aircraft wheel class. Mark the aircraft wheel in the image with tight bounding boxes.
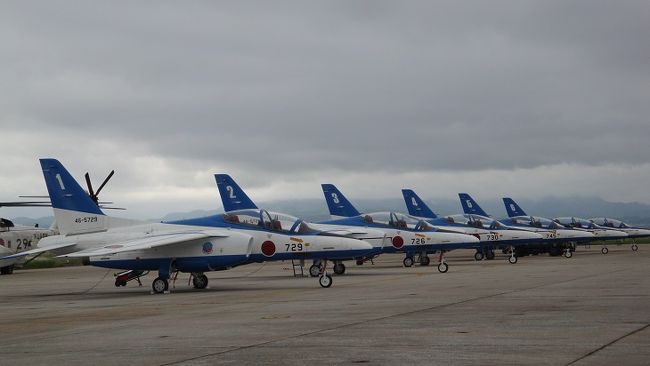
[152,277,169,294]
[437,262,449,273]
[486,250,495,260]
[601,247,609,255]
[319,274,333,288]
[356,259,364,265]
[508,256,518,264]
[420,256,431,266]
[474,251,484,261]
[564,250,573,259]
[333,262,346,275]
[309,264,321,277]
[632,244,639,252]
[0,265,15,275]
[115,279,126,287]
[192,274,209,289]
[403,257,414,268]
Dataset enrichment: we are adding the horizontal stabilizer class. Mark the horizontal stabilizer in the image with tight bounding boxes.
[0,241,78,260]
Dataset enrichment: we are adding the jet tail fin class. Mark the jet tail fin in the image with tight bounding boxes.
[39,159,139,235]
[503,197,527,217]
[214,174,258,212]
[401,189,437,218]
[321,184,360,218]
[458,193,490,217]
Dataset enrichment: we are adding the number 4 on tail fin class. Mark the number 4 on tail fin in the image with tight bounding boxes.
[401,189,438,219]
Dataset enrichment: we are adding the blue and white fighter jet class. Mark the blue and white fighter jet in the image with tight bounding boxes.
[552,216,628,255]
[5,160,372,291]
[4,159,258,293]
[588,217,650,252]
[318,184,480,273]
[198,174,378,279]
[402,190,542,263]
[500,197,595,258]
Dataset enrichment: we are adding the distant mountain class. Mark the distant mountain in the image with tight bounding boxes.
[8,216,55,228]
[6,196,650,227]
[158,209,221,222]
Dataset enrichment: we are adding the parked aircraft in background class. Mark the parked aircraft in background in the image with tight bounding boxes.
[402,190,542,263]
[499,197,595,258]
[0,218,57,274]
[589,218,650,251]
[168,174,375,285]
[551,216,628,254]
[318,184,480,272]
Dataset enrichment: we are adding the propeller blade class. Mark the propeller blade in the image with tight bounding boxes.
[94,170,114,198]
[84,172,96,201]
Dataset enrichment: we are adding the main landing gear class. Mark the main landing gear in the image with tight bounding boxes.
[152,276,169,294]
[474,249,495,261]
[403,251,448,273]
[403,256,414,267]
[0,265,15,275]
[402,252,430,267]
[311,260,345,276]
[333,261,346,275]
[601,246,609,254]
[191,272,209,289]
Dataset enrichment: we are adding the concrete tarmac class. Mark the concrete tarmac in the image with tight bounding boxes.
[0,246,649,365]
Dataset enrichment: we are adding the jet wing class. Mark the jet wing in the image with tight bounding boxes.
[60,230,230,258]
[1,241,78,260]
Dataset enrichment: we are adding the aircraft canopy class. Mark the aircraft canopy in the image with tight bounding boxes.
[223,209,318,234]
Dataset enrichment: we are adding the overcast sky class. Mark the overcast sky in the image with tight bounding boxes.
[1,1,649,219]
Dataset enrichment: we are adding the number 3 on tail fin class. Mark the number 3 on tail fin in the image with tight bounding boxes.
[332,193,340,204]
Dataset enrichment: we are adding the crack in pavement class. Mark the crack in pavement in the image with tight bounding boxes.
[565,323,650,366]
[160,267,632,365]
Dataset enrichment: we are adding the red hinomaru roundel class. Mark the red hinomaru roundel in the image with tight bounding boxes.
[261,241,276,257]
[392,236,404,248]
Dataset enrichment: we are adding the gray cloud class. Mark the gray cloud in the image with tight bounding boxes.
[1,1,649,217]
